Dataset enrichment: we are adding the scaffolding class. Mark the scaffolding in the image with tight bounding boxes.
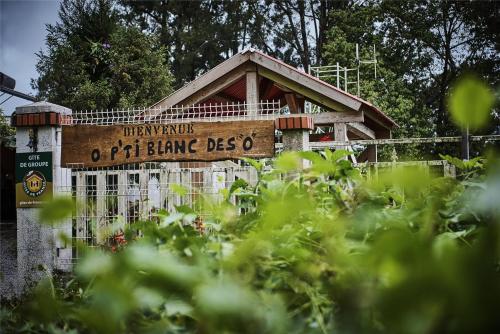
[306,44,377,114]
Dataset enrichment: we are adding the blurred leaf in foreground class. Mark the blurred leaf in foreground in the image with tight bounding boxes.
[171,183,188,196]
[448,75,495,130]
[39,196,74,225]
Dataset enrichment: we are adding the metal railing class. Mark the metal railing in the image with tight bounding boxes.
[69,101,282,125]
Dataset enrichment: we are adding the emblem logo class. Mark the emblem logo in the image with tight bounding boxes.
[22,171,47,197]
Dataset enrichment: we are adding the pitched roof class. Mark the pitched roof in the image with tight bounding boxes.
[152,49,396,128]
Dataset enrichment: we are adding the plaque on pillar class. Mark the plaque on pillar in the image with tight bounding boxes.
[15,152,53,208]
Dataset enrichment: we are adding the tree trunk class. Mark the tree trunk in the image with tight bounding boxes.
[298,0,310,71]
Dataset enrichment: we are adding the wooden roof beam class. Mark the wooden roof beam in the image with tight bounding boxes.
[251,53,362,112]
[274,82,292,93]
[176,64,254,107]
[213,92,240,103]
[259,78,275,100]
[284,93,299,113]
[311,110,364,125]
[347,122,375,140]
[258,67,357,113]
[362,105,392,139]
[151,52,251,110]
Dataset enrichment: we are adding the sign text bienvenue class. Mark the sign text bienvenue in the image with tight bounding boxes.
[61,120,275,167]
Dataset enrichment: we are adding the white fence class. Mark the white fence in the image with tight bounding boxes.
[55,161,261,261]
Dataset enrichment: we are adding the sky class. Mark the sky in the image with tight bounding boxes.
[0,0,60,115]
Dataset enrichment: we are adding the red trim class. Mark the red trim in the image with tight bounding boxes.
[50,113,56,125]
[276,116,314,130]
[11,112,72,127]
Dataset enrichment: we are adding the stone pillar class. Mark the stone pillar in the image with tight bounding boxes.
[276,116,314,168]
[12,102,72,292]
[277,116,314,151]
[282,129,310,152]
[443,161,456,178]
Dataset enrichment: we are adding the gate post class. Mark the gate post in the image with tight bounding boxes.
[276,116,314,166]
[11,102,72,292]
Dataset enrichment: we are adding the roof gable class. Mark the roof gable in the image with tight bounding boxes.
[151,49,396,128]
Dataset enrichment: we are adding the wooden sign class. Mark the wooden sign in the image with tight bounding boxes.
[61,120,275,167]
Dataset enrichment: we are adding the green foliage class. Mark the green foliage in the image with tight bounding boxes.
[121,0,255,87]
[170,184,188,197]
[322,3,435,160]
[322,0,499,141]
[33,0,173,111]
[39,197,74,225]
[120,0,340,86]
[0,108,15,138]
[3,150,500,333]
[376,0,499,136]
[440,154,484,179]
[448,75,495,130]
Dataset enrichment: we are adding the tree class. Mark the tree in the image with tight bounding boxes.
[33,0,174,111]
[119,0,343,86]
[261,0,347,71]
[377,0,499,136]
[322,2,433,141]
[120,0,243,87]
[0,108,15,138]
[322,0,499,142]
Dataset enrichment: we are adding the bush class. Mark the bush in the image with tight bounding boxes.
[2,151,500,333]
